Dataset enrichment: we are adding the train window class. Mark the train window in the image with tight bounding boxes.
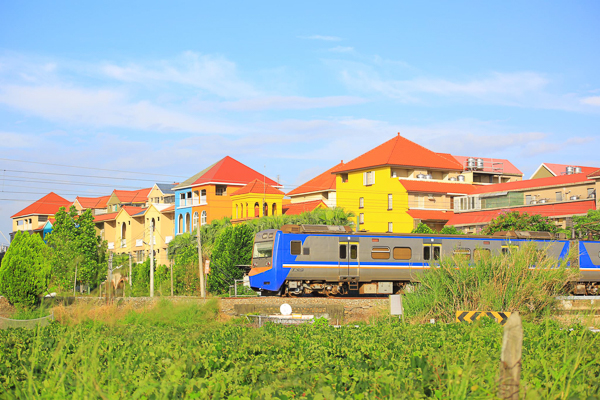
[433,246,440,260]
[371,247,390,259]
[303,247,310,255]
[423,246,431,261]
[393,247,412,260]
[290,241,301,255]
[424,245,440,261]
[453,248,471,261]
[339,244,347,259]
[473,248,491,261]
[350,244,358,260]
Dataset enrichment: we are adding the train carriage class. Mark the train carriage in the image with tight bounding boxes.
[249,225,600,297]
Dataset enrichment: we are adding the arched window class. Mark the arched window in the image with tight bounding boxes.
[151,218,156,232]
[178,214,183,234]
[246,203,249,218]
[121,222,127,248]
[263,202,268,217]
[254,202,260,218]
[193,212,199,231]
[272,203,277,216]
[185,213,190,233]
[201,210,207,225]
[240,203,244,219]
[236,204,239,219]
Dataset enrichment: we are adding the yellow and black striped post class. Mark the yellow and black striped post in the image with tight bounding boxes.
[456,311,512,325]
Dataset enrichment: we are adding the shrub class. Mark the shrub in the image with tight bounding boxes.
[411,222,435,234]
[0,231,50,307]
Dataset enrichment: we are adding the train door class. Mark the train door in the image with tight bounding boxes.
[422,238,442,266]
[339,238,360,280]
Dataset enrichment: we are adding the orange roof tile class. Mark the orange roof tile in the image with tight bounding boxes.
[94,212,118,222]
[231,179,285,196]
[174,156,280,189]
[450,155,522,175]
[11,192,72,218]
[76,195,110,209]
[121,206,145,216]
[162,205,175,213]
[113,188,152,203]
[283,200,327,215]
[470,173,594,195]
[287,163,342,196]
[333,134,464,174]
[407,210,454,221]
[399,180,476,195]
[587,169,600,178]
[446,200,596,227]
[540,163,599,177]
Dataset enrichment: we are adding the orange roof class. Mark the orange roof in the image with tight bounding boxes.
[113,188,151,203]
[94,212,118,222]
[587,169,600,178]
[470,173,594,195]
[162,205,175,213]
[399,180,476,195]
[333,134,463,174]
[76,195,110,209]
[174,156,280,189]
[450,155,522,175]
[11,192,72,218]
[447,200,596,227]
[287,163,342,196]
[283,200,327,215]
[407,210,454,221]
[540,163,599,177]
[121,206,145,216]
[231,179,285,196]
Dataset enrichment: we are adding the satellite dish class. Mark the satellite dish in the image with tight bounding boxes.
[280,303,292,316]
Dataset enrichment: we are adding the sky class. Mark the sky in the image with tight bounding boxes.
[1,1,600,241]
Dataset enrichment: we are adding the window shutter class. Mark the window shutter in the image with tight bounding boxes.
[363,172,367,185]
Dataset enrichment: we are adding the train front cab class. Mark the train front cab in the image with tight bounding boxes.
[248,229,288,295]
[578,240,600,293]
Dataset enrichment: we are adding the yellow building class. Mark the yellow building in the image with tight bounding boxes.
[230,179,285,223]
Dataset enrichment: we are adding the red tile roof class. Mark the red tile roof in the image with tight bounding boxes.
[113,188,151,203]
[587,169,600,178]
[162,205,175,213]
[540,163,599,177]
[93,212,118,222]
[76,195,110,209]
[450,155,522,175]
[175,156,280,189]
[470,173,594,195]
[231,179,285,196]
[283,200,327,215]
[399,180,476,195]
[287,163,342,196]
[333,134,464,174]
[407,209,454,221]
[446,200,596,227]
[11,192,72,218]
[121,206,145,216]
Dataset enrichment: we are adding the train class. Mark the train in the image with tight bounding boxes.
[248,224,600,297]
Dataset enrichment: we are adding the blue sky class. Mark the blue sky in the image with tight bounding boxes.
[1,1,599,239]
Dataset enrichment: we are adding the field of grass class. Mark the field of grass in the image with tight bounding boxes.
[1,300,599,399]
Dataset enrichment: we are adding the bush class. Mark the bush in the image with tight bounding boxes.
[482,211,558,235]
[0,231,50,307]
[208,224,253,294]
[404,243,579,323]
[440,225,463,235]
[411,223,435,234]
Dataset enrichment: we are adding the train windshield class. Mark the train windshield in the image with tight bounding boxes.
[253,241,273,258]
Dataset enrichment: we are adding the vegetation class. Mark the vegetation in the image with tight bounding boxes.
[481,210,558,235]
[208,224,254,294]
[404,244,579,323]
[411,222,434,234]
[0,301,598,398]
[573,209,600,240]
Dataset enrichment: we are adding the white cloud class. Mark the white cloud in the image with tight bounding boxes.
[581,96,600,106]
[329,46,354,53]
[194,95,366,112]
[0,132,41,148]
[299,35,342,41]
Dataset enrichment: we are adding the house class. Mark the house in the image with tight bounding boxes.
[448,169,598,233]
[105,188,152,214]
[286,163,342,208]
[73,195,110,215]
[230,179,285,222]
[10,192,72,241]
[282,199,328,215]
[333,134,479,233]
[173,156,280,234]
[530,163,599,180]
[449,155,523,185]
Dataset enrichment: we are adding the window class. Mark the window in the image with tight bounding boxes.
[216,185,227,196]
[178,214,183,234]
[341,173,349,183]
[137,250,145,263]
[253,242,273,258]
[388,222,393,233]
[393,247,412,260]
[236,204,239,219]
[290,241,302,255]
[391,169,397,178]
[453,248,471,261]
[473,248,491,262]
[371,247,390,259]
[359,213,364,224]
[525,195,532,205]
[201,210,207,225]
[359,197,364,209]
[588,188,596,198]
[388,194,393,210]
[555,191,562,202]
[424,246,431,261]
[423,245,441,261]
[339,244,347,259]
[200,189,207,203]
[185,213,190,233]
[363,171,375,186]
[350,244,358,259]
[193,212,199,231]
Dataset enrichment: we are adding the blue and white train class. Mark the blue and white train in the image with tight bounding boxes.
[248,225,600,296]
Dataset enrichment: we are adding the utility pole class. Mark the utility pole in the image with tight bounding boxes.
[73,263,78,297]
[107,253,113,304]
[197,220,205,298]
[129,253,132,288]
[150,221,155,297]
[170,258,174,297]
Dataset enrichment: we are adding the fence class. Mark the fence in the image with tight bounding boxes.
[0,312,55,330]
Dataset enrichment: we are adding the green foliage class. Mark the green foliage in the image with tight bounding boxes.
[130,257,170,296]
[439,225,463,235]
[411,222,435,234]
[481,211,558,235]
[208,224,254,294]
[1,316,599,398]
[76,209,105,286]
[573,209,600,240]
[167,233,202,295]
[404,244,579,323]
[0,231,50,307]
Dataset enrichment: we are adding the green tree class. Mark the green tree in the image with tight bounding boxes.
[0,231,50,307]
[75,209,104,289]
[168,233,201,295]
[481,211,558,235]
[440,225,464,235]
[411,223,435,234]
[46,206,80,292]
[573,209,600,240]
[207,224,254,294]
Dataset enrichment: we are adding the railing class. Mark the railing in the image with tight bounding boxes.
[121,239,126,248]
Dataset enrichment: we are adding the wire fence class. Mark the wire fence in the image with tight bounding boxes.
[0,312,55,330]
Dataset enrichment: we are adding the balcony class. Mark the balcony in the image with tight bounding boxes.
[108,242,114,250]
[121,239,127,248]
[136,239,143,247]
